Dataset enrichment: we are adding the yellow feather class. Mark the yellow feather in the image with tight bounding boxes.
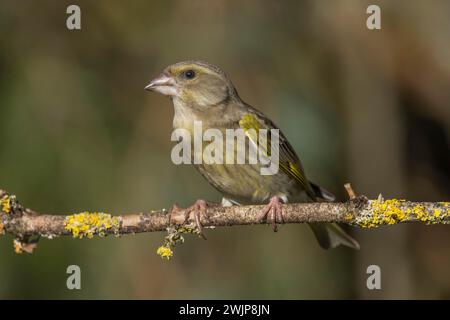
[239,113,314,199]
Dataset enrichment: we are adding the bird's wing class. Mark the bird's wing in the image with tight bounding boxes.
[238,105,317,201]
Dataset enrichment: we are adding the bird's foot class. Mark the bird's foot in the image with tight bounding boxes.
[185,199,209,239]
[259,196,285,232]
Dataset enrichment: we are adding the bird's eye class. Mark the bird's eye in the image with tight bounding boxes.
[184,70,196,79]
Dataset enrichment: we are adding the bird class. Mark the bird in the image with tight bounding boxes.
[145,60,359,250]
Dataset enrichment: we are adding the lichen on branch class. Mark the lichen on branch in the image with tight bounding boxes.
[0,188,449,258]
[347,197,450,228]
[64,212,120,239]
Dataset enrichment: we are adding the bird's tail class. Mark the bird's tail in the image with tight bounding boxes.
[309,223,360,250]
[308,182,360,250]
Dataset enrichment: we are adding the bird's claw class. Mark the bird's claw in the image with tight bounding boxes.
[259,196,284,232]
[185,199,209,239]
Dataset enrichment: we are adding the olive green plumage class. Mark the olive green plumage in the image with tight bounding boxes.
[146,60,359,250]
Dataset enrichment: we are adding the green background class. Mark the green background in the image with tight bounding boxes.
[0,0,449,299]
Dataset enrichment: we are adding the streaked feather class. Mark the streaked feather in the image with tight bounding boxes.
[238,110,317,200]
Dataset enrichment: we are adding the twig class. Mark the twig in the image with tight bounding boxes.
[0,188,449,254]
[344,183,357,200]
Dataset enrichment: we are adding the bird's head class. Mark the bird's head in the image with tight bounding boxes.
[145,61,239,110]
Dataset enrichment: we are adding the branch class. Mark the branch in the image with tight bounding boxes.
[1,188,449,256]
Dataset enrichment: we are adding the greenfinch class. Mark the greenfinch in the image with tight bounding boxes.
[145,60,359,249]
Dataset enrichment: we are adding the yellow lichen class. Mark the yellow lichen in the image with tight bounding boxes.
[12,239,37,254]
[13,239,23,254]
[404,204,447,224]
[357,199,407,228]
[0,222,4,235]
[344,213,354,221]
[1,196,11,214]
[156,246,173,260]
[155,224,200,260]
[64,212,120,239]
[433,209,442,218]
[356,199,449,228]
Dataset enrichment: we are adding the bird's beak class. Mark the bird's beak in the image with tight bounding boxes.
[145,74,178,97]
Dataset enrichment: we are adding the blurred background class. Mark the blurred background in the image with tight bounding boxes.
[0,0,449,299]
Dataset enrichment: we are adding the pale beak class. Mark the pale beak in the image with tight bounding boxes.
[145,74,178,96]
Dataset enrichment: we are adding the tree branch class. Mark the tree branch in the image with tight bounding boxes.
[1,188,449,255]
